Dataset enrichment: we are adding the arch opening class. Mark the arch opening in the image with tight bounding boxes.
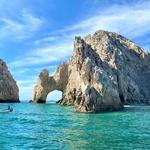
[46,90,62,103]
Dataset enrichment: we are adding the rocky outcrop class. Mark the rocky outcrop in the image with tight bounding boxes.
[32,30,150,112]
[0,59,19,102]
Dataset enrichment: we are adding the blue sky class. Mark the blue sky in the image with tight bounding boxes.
[0,0,150,101]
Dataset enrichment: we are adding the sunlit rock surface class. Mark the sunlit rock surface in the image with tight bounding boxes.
[0,59,19,102]
[32,30,150,112]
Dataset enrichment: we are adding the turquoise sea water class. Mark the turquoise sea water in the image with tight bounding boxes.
[0,103,150,150]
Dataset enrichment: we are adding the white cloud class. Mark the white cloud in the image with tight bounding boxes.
[59,1,150,39]
[12,68,30,74]
[17,79,36,87]
[34,36,58,46]
[11,40,73,67]
[0,10,43,40]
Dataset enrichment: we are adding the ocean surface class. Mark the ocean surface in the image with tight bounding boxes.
[0,103,150,150]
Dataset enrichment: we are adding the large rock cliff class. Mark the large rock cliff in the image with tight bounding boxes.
[0,59,19,102]
[32,30,150,112]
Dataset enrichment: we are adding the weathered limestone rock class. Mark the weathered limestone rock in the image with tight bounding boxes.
[0,59,19,102]
[32,30,150,112]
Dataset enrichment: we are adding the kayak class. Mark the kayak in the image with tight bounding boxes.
[0,110,13,113]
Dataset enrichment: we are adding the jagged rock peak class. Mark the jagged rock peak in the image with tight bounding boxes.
[0,59,19,102]
[32,30,150,112]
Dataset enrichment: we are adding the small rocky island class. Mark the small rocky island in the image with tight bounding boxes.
[32,30,150,112]
[0,59,19,103]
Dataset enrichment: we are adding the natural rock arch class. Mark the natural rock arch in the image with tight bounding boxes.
[32,30,150,112]
[32,62,68,103]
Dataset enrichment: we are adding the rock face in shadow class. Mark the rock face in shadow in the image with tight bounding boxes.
[32,30,150,112]
[0,59,19,102]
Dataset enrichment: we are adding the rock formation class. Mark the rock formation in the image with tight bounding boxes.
[0,59,19,102]
[32,30,150,112]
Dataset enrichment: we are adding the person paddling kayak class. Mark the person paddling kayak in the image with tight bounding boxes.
[7,105,13,112]
[0,105,13,113]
